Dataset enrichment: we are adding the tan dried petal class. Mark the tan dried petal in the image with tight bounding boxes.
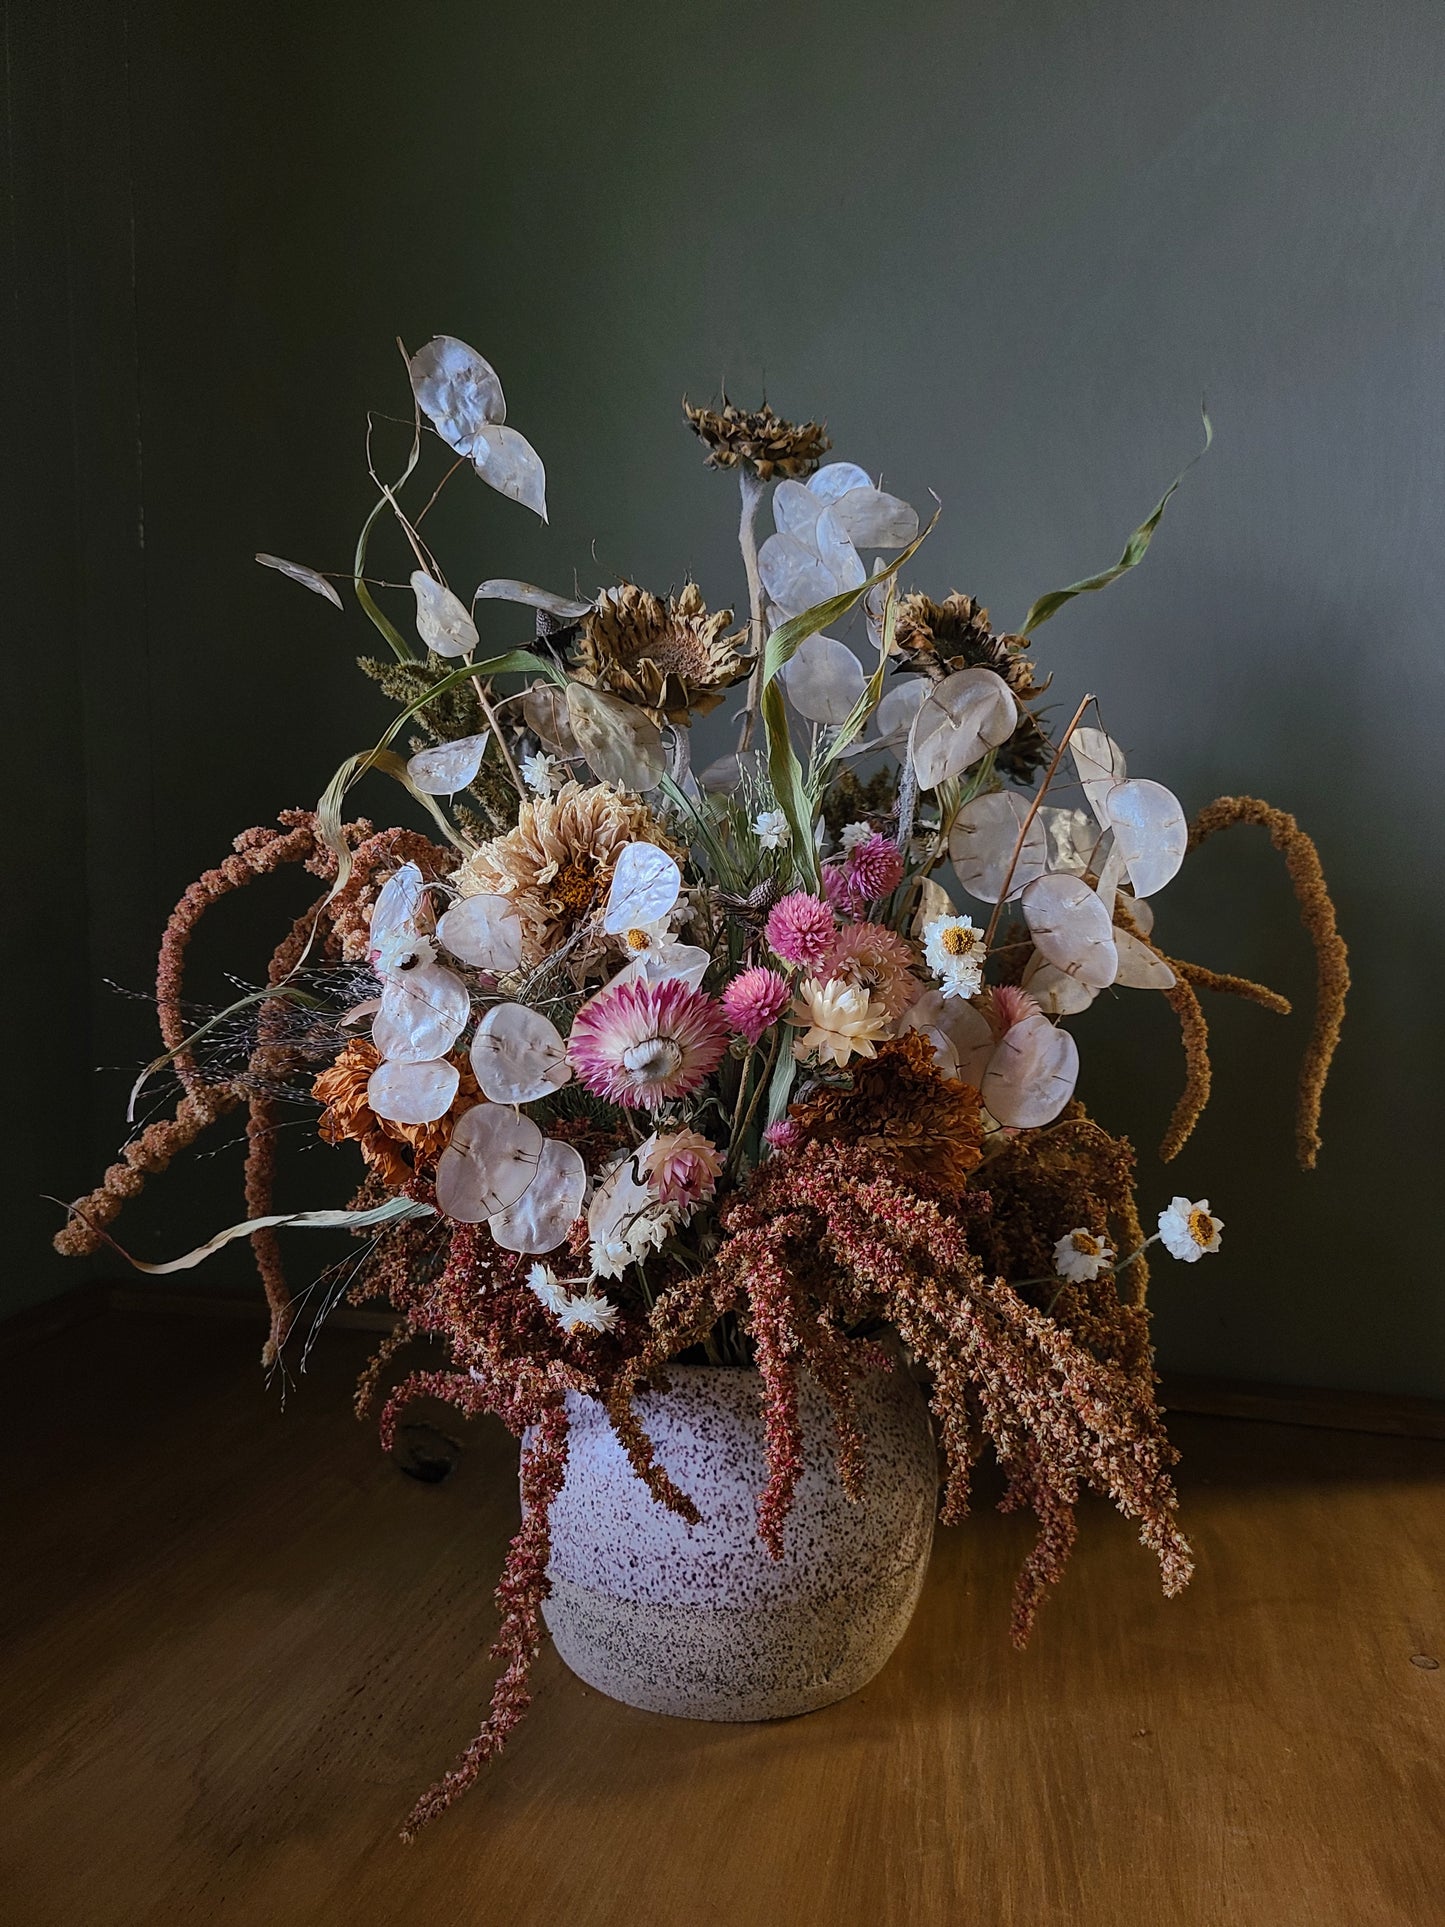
[570,581,750,725]
[682,397,831,481]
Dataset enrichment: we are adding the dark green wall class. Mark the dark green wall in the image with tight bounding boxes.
[6,0,1443,1394]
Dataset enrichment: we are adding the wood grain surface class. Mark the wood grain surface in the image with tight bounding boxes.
[1,1313,1441,1926]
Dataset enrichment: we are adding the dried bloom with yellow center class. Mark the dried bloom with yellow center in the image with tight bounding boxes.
[570,582,750,726]
[787,1030,985,1195]
[790,975,892,1069]
[454,780,682,969]
[682,397,831,480]
[1158,1195,1224,1262]
[1052,1226,1117,1283]
[313,1039,478,1187]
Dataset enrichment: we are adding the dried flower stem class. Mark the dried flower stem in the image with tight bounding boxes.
[984,693,1094,949]
[735,468,768,752]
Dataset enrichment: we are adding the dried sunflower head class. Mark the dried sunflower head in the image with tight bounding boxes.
[683,397,831,480]
[788,1029,985,1197]
[892,591,1052,784]
[570,582,750,726]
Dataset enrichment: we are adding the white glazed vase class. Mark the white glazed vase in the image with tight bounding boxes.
[536,1360,938,1721]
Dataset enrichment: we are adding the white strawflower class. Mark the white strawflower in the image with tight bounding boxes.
[1053,1227,1116,1283]
[1158,1196,1224,1262]
[752,808,791,850]
[559,1290,620,1336]
[839,820,873,855]
[521,749,563,795]
[526,1261,570,1315]
[790,975,892,1069]
[922,912,987,999]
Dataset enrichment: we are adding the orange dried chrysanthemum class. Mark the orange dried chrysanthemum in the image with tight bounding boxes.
[314,1039,478,1186]
[788,1030,985,1195]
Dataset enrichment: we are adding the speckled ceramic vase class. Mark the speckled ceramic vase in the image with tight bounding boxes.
[538,1362,937,1721]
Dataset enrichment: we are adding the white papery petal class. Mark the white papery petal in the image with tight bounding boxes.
[488,1137,586,1254]
[1103,778,1188,897]
[909,668,1018,791]
[982,1013,1080,1128]
[254,553,341,608]
[949,789,1048,903]
[565,682,664,791]
[523,680,579,755]
[780,634,866,725]
[470,422,548,522]
[772,479,824,539]
[1093,836,1128,916]
[372,964,471,1062]
[811,505,867,595]
[436,1103,543,1223]
[1114,928,1176,989]
[808,461,874,502]
[1021,874,1119,989]
[470,1003,571,1105]
[587,1139,658,1250]
[473,579,592,620]
[1020,953,1100,1016]
[409,336,505,452]
[907,989,994,1087]
[758,530,840,617]
[366,1056,460,1125]
[1040,806,1100,877]
[829,486,918,549]
[910,876,957,937]
[609,942,711,991]
[1070,727,1128,826]
[603,842,682,934]
[370,862,427,949]
[411,571,479,658]
[436,894,525,973]
[1121,890,1154,936]
[873,678,928,749]
[406,733,489,795]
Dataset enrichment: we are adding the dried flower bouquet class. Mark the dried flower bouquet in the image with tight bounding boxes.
[57,338,1348,1835]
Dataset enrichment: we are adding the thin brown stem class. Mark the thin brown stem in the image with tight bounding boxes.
[983,693,1094,951]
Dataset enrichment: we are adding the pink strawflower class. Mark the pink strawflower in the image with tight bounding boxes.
[985,984,1040,1035]
[765,891,837,970]
[824,922,920,1021]
[763,1118,803,1151]
[643,1128,724,1208]
[722,965,793,1044]
[825,832,905,918]
[568,978,729,1109]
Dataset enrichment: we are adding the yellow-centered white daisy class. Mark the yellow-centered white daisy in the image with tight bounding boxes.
[1158,1196,1224,1261]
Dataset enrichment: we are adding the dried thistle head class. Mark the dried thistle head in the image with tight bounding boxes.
[683,396,831,480]
[892,591,1052,784]
[570,582,750,726]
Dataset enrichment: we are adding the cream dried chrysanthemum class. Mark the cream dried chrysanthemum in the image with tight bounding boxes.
[1158,1196,1224,1262]
[791,975,892,1068]
[1053,1227,1116,1283]
[454,780,681,969]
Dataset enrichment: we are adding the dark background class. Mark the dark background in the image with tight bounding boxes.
[5,0,1442,1393]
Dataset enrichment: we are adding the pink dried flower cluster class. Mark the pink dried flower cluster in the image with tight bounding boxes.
[764,890,836,969]
[643,1128,724,1208]
[721,965,794,1044]
[823,832,905,919]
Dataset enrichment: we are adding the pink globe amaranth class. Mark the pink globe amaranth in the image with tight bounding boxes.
[568,977,729,1109]
[765,891,837,970]
[722,966,793,1045]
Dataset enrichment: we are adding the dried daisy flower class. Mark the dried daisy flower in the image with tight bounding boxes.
[1053,1227,1116,1283]
[520,749,563,795]
[569,582,749,726]
[682,396,831,480]
[824,922,920,1022]
[721,965,793,1045]
[893,591,1051,784]
[765,891,837,970]
[791,976,892,1069]
[568,978,730,1108]
[752,808,790,851]
[455,780,682,968]
[923,911,988,999]
[1158,1196,1224,1261]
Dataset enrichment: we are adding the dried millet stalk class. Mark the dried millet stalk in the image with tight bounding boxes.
[1187,795,1349,1169]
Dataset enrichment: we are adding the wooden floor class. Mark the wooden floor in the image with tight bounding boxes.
[1,1314,1441,1927]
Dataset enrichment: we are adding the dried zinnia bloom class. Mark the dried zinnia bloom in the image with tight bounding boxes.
[313,1038,478,1185]
[892,591,1050,784]
[683,396,831,480]
[787,1030,985,1195]
[568,978,730,1108]
[455,780,682,969]
[569,582,750,726]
